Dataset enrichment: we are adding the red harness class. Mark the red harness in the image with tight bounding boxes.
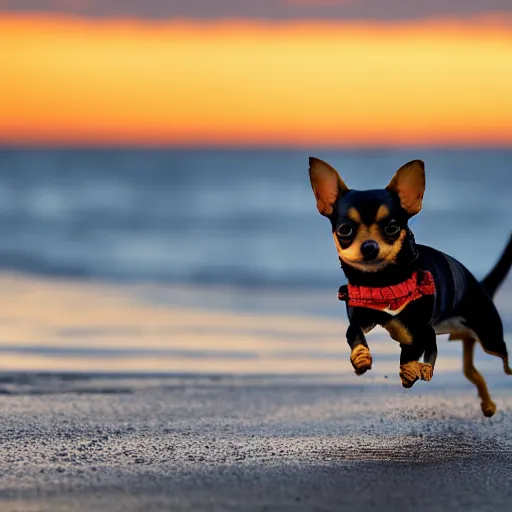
[338,270,436,313]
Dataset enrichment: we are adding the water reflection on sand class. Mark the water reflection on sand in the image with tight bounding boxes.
[0,273,509,380]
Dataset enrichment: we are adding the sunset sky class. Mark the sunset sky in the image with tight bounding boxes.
[2,2,512,147]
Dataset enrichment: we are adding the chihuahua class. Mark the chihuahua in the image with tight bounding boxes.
[309,157,512,416]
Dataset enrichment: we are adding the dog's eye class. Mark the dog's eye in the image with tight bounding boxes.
[337,224,353,238]
[384,220,400,236]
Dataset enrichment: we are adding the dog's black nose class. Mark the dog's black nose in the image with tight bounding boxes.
[360,240,380,261]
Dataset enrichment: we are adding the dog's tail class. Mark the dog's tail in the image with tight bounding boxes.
[481,234,512,298]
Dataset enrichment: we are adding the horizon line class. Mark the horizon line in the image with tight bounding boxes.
[2,143,512,151]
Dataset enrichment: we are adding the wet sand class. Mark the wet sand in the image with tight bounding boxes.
[1,373,511,511]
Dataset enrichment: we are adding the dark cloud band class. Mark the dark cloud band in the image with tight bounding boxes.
[1,0,511,20]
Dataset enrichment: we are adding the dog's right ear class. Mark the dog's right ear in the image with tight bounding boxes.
[309,157,350,217]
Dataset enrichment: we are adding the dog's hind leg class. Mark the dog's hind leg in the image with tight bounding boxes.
[457,296,512,377]
[462,337,496,417]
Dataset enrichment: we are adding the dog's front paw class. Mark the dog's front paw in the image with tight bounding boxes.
[419,363,433,381]
[399,361,422,388]
[350,345,372,375]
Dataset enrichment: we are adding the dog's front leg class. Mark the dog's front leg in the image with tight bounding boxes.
[399,327,437,387]
[399,342,424,388]
[419,328,437,381]
[346,322,372,375]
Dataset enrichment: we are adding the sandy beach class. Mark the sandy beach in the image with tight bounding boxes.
[1,373,511,511]
[0,273,511,511]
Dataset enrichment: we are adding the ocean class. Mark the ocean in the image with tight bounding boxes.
[0,147,510,376]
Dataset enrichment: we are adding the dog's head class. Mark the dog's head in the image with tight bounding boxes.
[308,157,425,272]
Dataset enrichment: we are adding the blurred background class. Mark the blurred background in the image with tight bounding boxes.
[0,1,511,378]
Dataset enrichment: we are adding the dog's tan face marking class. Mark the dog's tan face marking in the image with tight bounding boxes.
[375,205,390,222]
[333,205,406,272]
[347,207,361,224]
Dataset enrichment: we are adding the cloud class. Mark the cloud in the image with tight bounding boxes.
[281,0,353,6]
[1,0,512,19]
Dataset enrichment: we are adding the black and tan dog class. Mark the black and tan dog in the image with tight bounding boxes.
[309,157,512,416]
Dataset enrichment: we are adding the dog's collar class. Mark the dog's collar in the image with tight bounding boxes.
[338,270,435,314]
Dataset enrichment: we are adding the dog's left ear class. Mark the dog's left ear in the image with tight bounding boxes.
[309,157,350,217]
[386,160,425,217]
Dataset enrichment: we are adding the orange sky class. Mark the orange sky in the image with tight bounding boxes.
[1,14,512,147]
